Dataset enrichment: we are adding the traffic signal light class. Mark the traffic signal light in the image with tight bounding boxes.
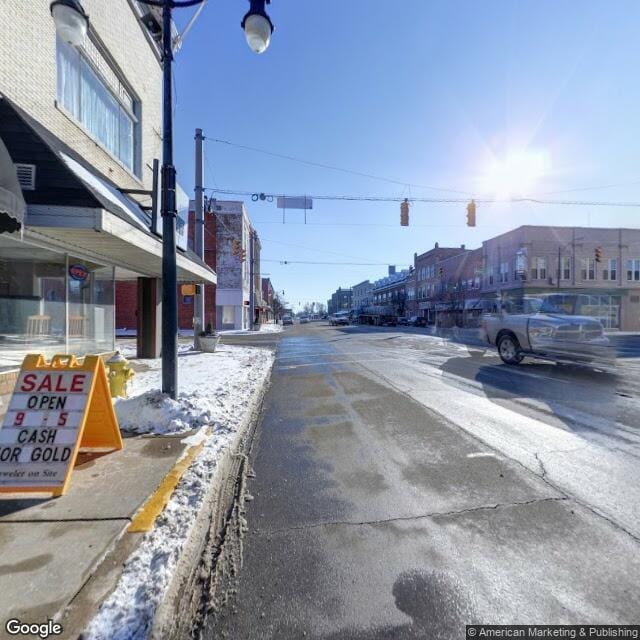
[438,266,444,277]
[595,246,604,263]
[240,249,247,263]
[466,199,476,227]
[400,198,409,226]
[231,238,241,256]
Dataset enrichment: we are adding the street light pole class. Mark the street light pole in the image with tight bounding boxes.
[160,0,178,398]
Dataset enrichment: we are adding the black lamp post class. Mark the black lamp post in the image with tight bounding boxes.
[52,0,274,399]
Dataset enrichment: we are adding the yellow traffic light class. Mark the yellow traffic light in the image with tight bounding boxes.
[466,199,476,227]
[400,198,409,226]
[231,238,241,256]
[595,246,604,263]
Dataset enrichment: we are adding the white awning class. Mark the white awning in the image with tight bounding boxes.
[26,205,216,284]
[0,136,25,225]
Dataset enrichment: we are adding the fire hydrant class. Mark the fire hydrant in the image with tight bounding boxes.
[107,351,135,398]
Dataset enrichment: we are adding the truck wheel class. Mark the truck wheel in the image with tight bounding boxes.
[497,334,524,365]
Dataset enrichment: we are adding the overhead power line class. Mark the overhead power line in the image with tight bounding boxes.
[204,137,471,195]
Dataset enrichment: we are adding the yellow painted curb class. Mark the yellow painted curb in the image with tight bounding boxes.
[128,433,209,533]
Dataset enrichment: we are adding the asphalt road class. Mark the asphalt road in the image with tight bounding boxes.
[207,322,640,639]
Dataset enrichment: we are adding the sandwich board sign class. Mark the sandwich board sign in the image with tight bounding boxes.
[0,354,123,496]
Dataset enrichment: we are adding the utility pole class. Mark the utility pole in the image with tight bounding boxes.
[249,229,255,330]
[194,128,205,344]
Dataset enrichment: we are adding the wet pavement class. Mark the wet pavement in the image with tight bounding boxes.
[207,323,640,639]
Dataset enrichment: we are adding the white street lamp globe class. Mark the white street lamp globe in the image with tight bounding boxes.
[50,0,88,48]
[243,13,272,54]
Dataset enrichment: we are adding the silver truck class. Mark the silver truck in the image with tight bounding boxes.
[482,295,613,367]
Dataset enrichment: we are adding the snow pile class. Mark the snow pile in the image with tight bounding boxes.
[114,345,269,435]
[115,390,212,435]
[84,344,274,640]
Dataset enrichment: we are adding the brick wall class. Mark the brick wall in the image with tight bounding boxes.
[116,281,138,331]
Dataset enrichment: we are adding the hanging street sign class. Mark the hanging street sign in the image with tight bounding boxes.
[276,196,313,210]
[0,354,123,496]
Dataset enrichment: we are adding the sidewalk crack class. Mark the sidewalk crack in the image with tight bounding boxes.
[256,496,568,536]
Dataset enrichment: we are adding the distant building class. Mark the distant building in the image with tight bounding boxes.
[413,244,469,323]
[371,266,412,317]
[352,280,374,311]
[328,287,352,314]
[262,277,274,321]
[213,200,252,330]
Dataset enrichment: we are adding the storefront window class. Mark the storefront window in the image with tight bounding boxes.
[0,236,115,371]
[67,258,115,355]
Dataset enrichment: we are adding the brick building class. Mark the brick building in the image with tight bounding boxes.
[261,277,274,321]
[413,244,469,323]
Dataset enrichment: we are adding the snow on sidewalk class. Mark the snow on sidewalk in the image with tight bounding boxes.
[84,344,274,640]
[218,322,284,335]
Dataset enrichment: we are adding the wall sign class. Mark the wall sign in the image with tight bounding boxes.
[69,264,89,281]
[0,354,122,496]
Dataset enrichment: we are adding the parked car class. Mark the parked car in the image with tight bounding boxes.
[408,316,427,327]
[330,312,350,326]
[482,296,613,367]
[282,315,293,325]
[299,315,309,324]
[397,317,409,326]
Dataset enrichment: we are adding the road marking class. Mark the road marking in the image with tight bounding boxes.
[127,435,208,533]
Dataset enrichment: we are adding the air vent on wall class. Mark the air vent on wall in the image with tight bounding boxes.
[15,164,36,191]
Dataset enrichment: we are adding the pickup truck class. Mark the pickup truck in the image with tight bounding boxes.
[482,296,613,367]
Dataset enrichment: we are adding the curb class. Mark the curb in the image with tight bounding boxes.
[148,365,271,640]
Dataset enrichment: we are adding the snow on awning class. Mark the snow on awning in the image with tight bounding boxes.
[0,135,25,228]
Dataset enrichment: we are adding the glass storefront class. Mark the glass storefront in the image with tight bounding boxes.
[0,235,115,371]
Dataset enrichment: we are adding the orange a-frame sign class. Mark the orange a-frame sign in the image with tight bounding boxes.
[0,353,123,497]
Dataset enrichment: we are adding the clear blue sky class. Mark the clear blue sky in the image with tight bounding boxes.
[172,0,640,311]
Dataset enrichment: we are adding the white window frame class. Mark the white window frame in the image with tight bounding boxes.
[627,259,640,281]
[56,35,140,176]
[561,256,572,281]
[530,257,547,280]
[603,258,617,281]
[581,257,596,281]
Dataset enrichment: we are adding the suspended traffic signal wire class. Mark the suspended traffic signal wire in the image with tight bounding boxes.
[206,187,640,208]
[203,138,472,195]
[262,259,399,266]
[209,187,640,207]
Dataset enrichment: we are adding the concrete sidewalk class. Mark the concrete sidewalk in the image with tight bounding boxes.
[0,432,191,640]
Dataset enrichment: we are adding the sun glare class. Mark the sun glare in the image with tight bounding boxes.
[482,150,550,198]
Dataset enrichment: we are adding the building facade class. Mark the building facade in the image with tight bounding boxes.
[0,1,215,370]
[371,267,412,317]
[213,200,252,330]
[352,280,374,311]
[481,226,640,331]
[327,287,352,315]
[414,244,469,323]
[261,277,274,321]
